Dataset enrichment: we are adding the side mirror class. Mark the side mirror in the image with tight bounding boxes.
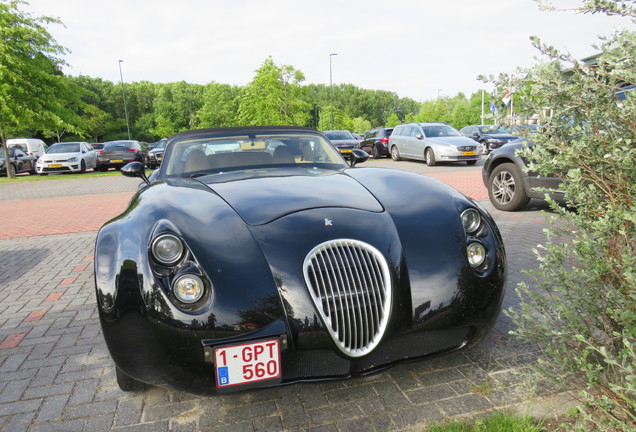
[472,133,480,138]
[349,149,369,167]
[415,134,424,140]
[121,161,149,184]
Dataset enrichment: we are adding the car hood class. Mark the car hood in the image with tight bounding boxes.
[329,139,358,146]
[426,136,478,147]
[40,152,81,160]
[197,170,383,225]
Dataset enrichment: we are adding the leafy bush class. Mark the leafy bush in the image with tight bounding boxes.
[484,2,636,430]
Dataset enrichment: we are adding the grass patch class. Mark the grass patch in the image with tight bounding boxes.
[0,169,153,183]
[426,413,542,432]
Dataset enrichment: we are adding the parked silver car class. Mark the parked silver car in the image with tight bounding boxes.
[389,123,480,166]
[36,142,97,175]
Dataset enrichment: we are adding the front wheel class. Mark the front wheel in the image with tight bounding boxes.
[116,367,146,392]
[488,163,530,211]
[80,160,86,174]
[425,148,436,166]
[390,145,401,161]
[372,145,381,159]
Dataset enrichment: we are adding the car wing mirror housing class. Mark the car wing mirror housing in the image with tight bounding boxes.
[121,161,149,184]
[349,149,369,167]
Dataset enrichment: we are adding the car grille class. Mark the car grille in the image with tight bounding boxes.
[458,146,476,152]
[303,239,392,358]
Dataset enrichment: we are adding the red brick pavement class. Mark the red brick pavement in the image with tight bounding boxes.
[0,171,487,239]
[0,192,133,240]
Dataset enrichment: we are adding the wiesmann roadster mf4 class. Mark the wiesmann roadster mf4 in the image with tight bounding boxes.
[95,126,506,394]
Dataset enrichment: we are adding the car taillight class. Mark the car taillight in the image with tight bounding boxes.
[98,150,105,154]
[380,137,389,144]
[127,148,138,152]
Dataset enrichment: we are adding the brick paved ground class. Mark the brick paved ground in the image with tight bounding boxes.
[0,162,574,431]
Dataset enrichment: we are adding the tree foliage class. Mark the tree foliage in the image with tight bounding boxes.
[0,0,83,177]
[486,2,636,429]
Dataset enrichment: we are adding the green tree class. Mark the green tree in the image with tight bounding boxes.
[352,117,372,134]
[197,82,240,128]
[485,2,636,429]
[0,0,83,177]
[237,57,310,126]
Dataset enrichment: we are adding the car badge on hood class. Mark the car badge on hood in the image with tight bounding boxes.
[324,218,333,227]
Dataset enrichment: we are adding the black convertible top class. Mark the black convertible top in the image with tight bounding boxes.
[170,126,321,141]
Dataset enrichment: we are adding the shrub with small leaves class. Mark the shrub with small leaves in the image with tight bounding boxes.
[482,1,635,430]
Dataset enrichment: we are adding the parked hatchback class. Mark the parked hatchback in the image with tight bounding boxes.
[96,140,143,171]
[389,123,479,166]
[322,130,358,156]
[36,142,97,175]
[359,127,393,158]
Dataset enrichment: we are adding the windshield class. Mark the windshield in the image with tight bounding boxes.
[163,132,347,177]
[0,148,16,159]
[422,125,461,137]
[324,130,354,140]
[47,143,80,154]
[155,139,167,149]
[479,126,509,134]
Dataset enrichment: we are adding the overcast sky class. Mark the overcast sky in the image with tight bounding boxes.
[24,0,627,101]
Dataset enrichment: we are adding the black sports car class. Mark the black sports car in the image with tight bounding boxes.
[95,126,506,395]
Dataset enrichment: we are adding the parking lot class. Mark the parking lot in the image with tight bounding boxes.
[0,160,574,431]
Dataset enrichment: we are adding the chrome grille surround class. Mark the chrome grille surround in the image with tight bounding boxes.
[303,239,392,358]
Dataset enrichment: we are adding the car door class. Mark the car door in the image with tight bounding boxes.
[410,125,426,159]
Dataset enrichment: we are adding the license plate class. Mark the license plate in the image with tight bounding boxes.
[157,155,163,161]
[341,149,352,154]
[49,164,62,168]
[214,339,281,389]
[462,151,476,156]
[111,159,123,163]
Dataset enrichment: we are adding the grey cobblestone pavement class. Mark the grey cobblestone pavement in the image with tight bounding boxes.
[0,168,574,431]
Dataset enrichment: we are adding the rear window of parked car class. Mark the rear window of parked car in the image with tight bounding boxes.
[104,141,135,150]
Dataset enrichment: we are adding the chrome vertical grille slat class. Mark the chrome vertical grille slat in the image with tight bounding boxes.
[303,239,392,357]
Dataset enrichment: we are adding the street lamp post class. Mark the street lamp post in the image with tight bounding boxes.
[329,53,337,130]
[118,60,131,140]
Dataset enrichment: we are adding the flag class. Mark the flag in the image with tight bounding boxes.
[501,89,512,106]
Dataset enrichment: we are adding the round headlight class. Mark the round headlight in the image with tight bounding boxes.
[173,274,205,303]
[461,209,482,234]
[467,242,487,268]
[151,234,184,265]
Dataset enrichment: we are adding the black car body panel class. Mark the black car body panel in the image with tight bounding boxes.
[359,127,393,158]
[96,126,506,395]
[460,125,518,153]
[0,147,36,176]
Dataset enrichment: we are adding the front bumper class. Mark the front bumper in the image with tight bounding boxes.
[36,161,82,173]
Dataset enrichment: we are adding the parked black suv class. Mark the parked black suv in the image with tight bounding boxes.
[482,139,563,211]
[460,125,518,154]
[359,127,393,158]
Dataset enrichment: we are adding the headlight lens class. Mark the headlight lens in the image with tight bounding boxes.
[467,243,487,268]
[151,234,184,265]
[173,275,205,303]
[68,157,78,162]
[461,209,482,234]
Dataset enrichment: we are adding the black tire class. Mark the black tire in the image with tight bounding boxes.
[488,163,530,211]
[39,173,48,176]
[466,160,477,166]
[425,148,436,166]
[372,145,381,159]
[116,367,146,392]
[390,145,401,161]
[99,166,108,172]
[80,160,86,174]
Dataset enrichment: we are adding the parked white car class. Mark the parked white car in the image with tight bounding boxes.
[36,142,97,175]
[6,138,48,158]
